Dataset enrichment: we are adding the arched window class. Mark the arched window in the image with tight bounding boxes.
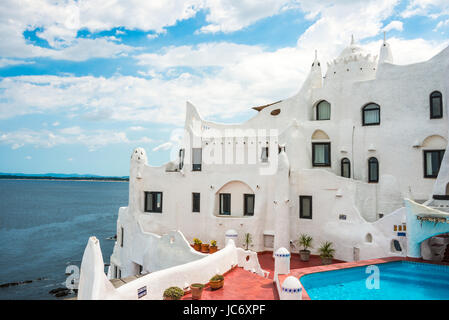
[430,91,443,119]
[316,100,331,120]
[341,158,351,178]
[368,157,379,183]
[362,103,380,126]
[311,130,331,167]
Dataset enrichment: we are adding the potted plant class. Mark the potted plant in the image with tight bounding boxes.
[193,238,202,251]
[201,242,210,253]
[209,240,218,253]
[296,234,313,262]
[209,274,224,290]
[318,241,335,265]
[163,286,184,300]
[189,283,205,300]
[244,233,252,250]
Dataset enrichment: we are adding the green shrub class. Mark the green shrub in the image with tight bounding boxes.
[318,241,335,258]
[210,274,224,282]
[296,234,313,252]
[163,286,184,300]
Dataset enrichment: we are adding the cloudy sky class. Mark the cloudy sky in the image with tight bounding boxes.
[0,0,448,176]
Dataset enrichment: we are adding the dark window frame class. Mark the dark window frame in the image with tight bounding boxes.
[423,149,445,178]
[368,157,379,183]
[261,146,269,162]
[243,194,255,216]
[430,91,443,119]
[120,226,124,247]
[341,157,351,178]
[144,191,163,213]
[179,148,185,170]
[299,196,312,219]
[362,103,381,126]
[192,192,200,213]
[312,142,331,167]
[219,193,231,215]
[316,100,331,121]
[192,148,202,171]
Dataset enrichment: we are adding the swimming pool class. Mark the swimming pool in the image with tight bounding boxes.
[300,261,449,300]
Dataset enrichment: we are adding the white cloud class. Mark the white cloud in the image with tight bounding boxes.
[129,126,146,131]
[25,156,32,160]
[383,20,404,32]
[152,142,173,151]
[434,18,449,31]
[199,0,294,33]
[0,58,34,68]
[0,0,447,130]
[136,42,264,69]
[401,0,449,18]
[363,37,449,65]
[0,128,130,151]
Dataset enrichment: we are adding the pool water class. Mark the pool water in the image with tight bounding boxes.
[300,261,449,300]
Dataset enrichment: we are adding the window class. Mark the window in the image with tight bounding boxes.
[341,158,351,178]
[299,196,312,219]
[316,100,331,120]
[430,91,443,119]
[312,142,331,166]
[219,193,231,215]
[144,191,163,213]
[362,103,380,126]
[138,264,143,275]
[120,227,124,247]
[261,147,269,162]
[244,194,255,216]
[179,148,185,170]
[368,157,379,183]
[192,192,200,212]
[192,148,202,171]
[424,150,445,178]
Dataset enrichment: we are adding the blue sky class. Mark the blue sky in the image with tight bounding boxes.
[0,0,448,176]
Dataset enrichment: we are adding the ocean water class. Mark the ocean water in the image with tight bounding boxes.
[0,179,128,300]
[301,261,449,300]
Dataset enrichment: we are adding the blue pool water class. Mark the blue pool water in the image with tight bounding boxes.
[301,261,449,300]
[0,179,128,300]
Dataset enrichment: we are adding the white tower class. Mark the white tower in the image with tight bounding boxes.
[309,50,323,89]
[379,32,394,64]
[273,146,291,252]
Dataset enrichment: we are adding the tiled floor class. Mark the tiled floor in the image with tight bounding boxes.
[257,252,345,280]
[181,267,278,300]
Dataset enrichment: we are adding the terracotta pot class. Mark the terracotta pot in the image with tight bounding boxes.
[209,279,224,290]
[190,284,204,300]
[321,257,333,265]
[201,244,210,253]
[299,250,310,262]
[193,243,201,251]
[209,246,218,253]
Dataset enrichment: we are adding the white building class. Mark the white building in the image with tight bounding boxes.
[106,36,449,280]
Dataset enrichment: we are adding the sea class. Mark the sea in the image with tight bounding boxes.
[0,179,128,300]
